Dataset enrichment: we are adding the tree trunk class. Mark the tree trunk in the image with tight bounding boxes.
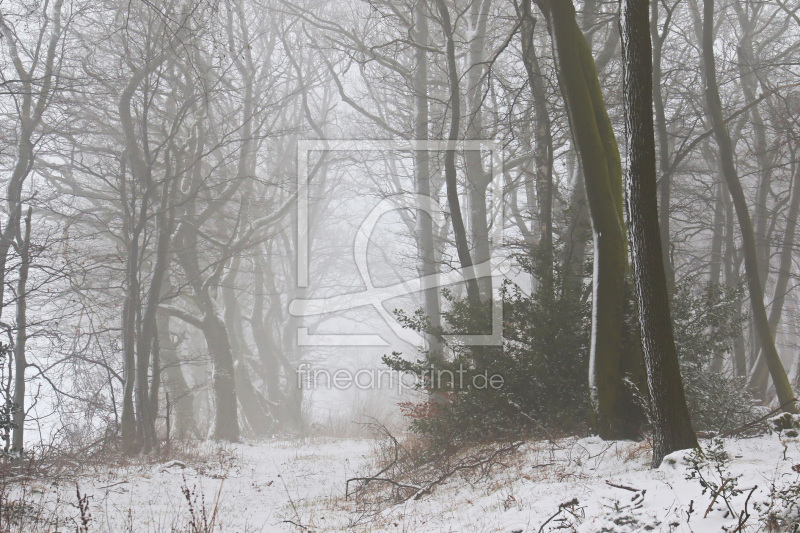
[747,160,800,392]
[120,174,139,453]
[464,0,493,303]
[709,180,725,287]
[723,189,748,376]
[435,0,480,304]
[0,0,62,452]
[412,0,443,358]
[546,0,641,439]
[559,0,614,287]
[621,0,698,466]
[157,311,197,440]
[709,179,727,373]
[118,60,165,454]
[733,1,774,386]
[521,0,555,292]
[136,172,177,452]
[202,311,240,442]
[221,258,272,436]
[650,0,675,293]
[252,254,283,404]
[732,1,772,296]
[0,0,62,322]
[562,155,591,284]
[173,213,241,441]
[701,0,797,412]
[11,209,32,452]
[281,294,306,432]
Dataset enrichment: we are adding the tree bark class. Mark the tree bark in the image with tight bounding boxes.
[252,254,283,405]
[732,1,772,296]
[0,0,62,323]
[621,0,698,466]
[562,155,591,284]
[722,188,747,376]
[733,1,774,387]
[173,214,241,442]
[136,170,177,452]
[222,257,272,436]
[120,165,140,453]
[545,0,641,439]
[559,0,615,286]
[709,180,725,287]
[117,57,166,454]
[0,0,62,452]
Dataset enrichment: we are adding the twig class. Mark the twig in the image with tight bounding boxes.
[276,464,304,531]
[97,480,128,490]
[346,430,401,499]
[704,478,729,518]
[507,400,558,444]
[410,442,522,501]
[208,477,225,532]
[605,480,642,492]
[716,399,797,438]
[538,498,579,533]
[345,477,422,495]
[281,519,311,531]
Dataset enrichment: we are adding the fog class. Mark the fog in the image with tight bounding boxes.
[2,0,800,529]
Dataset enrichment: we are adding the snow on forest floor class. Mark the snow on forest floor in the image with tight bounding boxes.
[13,432,800,532]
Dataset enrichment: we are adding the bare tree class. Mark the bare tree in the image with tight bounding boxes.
[0,0,65,453]
[701,0,797,413]
[621,0,698,466]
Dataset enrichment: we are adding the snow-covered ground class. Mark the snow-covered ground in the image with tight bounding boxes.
[17,432,800,532]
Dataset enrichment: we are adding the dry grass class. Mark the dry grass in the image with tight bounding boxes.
[0,437,248,533]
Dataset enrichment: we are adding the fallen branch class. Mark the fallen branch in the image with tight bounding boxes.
[345,477,422,497]
[409,441,523,501]
[281,519,311,531]
[605,480,643,493]
[346,427,404,499]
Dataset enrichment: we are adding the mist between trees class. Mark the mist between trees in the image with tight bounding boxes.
[0,0,799,470]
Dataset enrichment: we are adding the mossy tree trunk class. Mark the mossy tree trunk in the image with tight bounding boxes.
[544,0,643,439]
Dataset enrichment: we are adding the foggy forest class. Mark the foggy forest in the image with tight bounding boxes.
[2,0,800,530]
